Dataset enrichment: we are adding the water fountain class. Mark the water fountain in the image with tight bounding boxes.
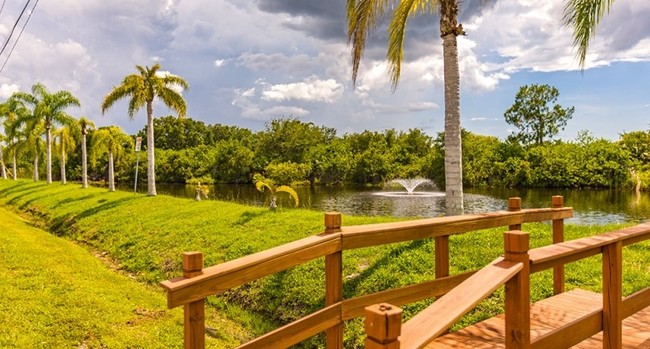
[374,178,445,197]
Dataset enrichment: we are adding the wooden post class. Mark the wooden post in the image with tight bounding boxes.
[364,303,402,349]
[551,195,565,295]
[435,235,449,279]
[602,241,622,349]
[508,197,522,231]
[183,252,205,349]
[325,212,343,349]
[504,231,530,349]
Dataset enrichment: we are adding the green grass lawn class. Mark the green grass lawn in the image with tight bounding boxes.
[0,180,648,348]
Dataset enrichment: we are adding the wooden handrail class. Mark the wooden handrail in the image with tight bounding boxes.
[160,233,340,308]
[529,223,650,274]
[341,207,572,250]
[399,258,523,349]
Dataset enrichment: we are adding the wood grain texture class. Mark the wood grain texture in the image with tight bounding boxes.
[342,271,475,321]
[341,208,573,250]
[161,233,341,308]
[236,303,341,349]
[399,258,522,349]
[427,289,650,349]
[602,241,623,348]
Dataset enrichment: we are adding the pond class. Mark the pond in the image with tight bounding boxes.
[115,182,650,225]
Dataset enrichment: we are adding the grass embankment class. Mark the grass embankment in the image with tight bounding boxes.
[0,180,648,348]
[0,205,186,348]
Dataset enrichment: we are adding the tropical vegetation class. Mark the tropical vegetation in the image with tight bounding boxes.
[347,0,465,215]
[101,63,189,196]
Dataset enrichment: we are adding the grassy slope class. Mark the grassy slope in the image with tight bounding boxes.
[0,180,648,348]
[0,205,187,348]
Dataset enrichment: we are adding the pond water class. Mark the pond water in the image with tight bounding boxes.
[115,183,650,224]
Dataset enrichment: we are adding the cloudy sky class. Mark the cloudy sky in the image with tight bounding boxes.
[0,0,649,140]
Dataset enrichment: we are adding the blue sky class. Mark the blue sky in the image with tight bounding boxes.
[0,0,648,141]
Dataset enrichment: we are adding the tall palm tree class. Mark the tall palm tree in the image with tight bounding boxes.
[563,0,615,67]
[101,63,189,196]
[77,117,95,188]
[53,123,78,184]
[13,83,80,184]
[347,0,465,215]
[91,126,130,192]
[3,99,30,180]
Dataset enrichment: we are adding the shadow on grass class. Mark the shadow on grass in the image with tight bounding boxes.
[343,238,429,297]
[233,210,268,226]
[4,184,50,205]
[0,181,32,196]
[52,193,101,209]
[76,196,139,220]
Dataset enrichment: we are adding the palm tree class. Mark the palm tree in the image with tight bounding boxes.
[253,173,300,209]
[2,98,30,180]
[77,117,95,188]
[563,0,614,67]
[91,126,130,192]
[101,63,189,196]
[347,0,465,215]
[0,132,6,179]
[53,123,78,184]
[13,83,80,184]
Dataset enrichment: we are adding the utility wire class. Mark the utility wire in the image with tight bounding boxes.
[0,0,39,75]
[0,0,6,17]
[0,0,32,57]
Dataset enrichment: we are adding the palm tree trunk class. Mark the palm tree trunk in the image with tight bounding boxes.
[0,146,6,179]
[146,100,157,196]
[81,129,88,188]
[12,150,17,180]
[61,148,67,184]
[46,125,52,184]
[441,0,464,216]
[108,151,115,192]
[33,156,39,182]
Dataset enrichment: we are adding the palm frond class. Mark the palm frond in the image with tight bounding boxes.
[276,185,300,207]
[563,0,615,68]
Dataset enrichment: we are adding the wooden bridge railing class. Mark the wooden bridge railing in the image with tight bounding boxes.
[367,221,650,349]
[159,196,573,348]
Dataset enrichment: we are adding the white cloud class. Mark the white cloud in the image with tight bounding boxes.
[214,59,226,67]
[261,76,343,103]
[0,84,19,99]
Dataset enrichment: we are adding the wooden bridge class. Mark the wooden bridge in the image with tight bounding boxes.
[160,196,650,348]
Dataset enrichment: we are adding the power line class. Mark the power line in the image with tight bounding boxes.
[0,0,32,57]
[0,0,7,17]
[0,0,39,75]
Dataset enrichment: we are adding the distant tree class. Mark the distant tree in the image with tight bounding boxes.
[504,84,575,145]
[102,63,189,196]
[0,98,30,180]
[137,115,208,150]
[256,118,336,166]
[92,126,130,192]
[13,83,80,183]
[77,117,95,188]
[53,123,79,184]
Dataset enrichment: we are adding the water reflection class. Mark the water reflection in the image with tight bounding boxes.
[114,183,650,224]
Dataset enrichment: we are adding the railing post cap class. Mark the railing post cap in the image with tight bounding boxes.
[365,303,403,341]
[324,212,342,233]
[504,230,529,253]
[182,252,204,277]
[552,195,564,207]
[508,197,522,211]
